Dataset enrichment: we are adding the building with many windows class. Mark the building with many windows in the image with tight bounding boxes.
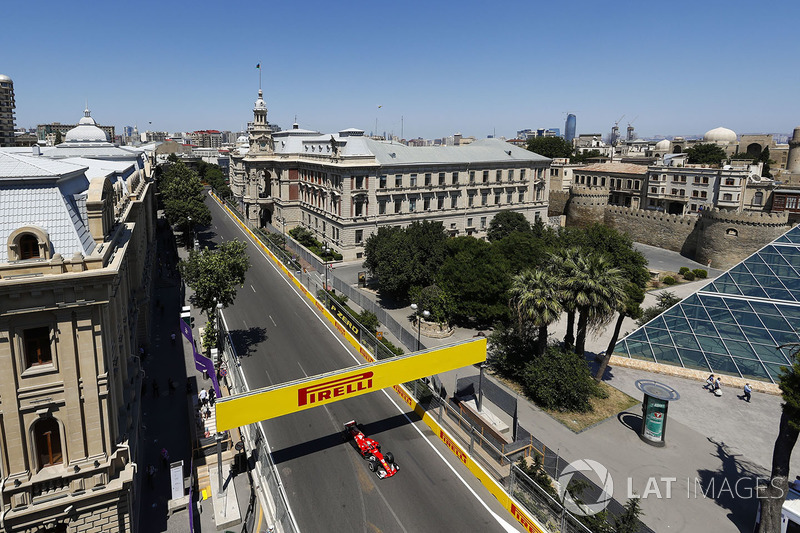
[230,89,551,259]
[0,74,15,147]
[0,108,153,532]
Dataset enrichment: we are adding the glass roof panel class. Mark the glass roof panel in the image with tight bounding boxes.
[739,325,778,346]
[617,224,800,383]
[723,339,757,358]
[706,353,742,377]
[679,349,709,370]
[733,358,770,381]
[696,335,729,354]
[651,344,683,366]
[690,320,718,337]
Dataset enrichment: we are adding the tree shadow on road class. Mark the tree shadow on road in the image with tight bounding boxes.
[229,326,269,357]
[695,437,768,532]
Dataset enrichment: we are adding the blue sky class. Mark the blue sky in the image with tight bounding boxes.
[5,1,800,140]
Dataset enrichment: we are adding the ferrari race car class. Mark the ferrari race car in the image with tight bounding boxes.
[344,420,399,479]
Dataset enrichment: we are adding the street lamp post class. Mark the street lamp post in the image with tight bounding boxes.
[214,300,224,493]
[323,243,330,292]
[477,363,487,412]
[410,303,430,351]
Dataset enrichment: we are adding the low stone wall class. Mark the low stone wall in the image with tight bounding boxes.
[609,355,780,395]
[548,190,570,217]
[420,320,454,339]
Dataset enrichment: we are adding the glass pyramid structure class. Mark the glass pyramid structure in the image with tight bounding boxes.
[615,224,800,383]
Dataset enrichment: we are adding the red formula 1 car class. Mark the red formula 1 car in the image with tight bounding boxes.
[344,420,399,479]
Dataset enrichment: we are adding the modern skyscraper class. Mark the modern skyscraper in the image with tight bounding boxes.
[565,113,576,143]
[0,74,15,147]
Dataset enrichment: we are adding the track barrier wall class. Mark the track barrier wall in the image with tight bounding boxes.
[211,191,604,533]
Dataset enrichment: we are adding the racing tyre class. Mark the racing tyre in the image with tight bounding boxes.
[368,457,378,472]
[384,452,395,465]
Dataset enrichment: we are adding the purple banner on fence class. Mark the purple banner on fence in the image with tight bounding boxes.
[179,318,221,398]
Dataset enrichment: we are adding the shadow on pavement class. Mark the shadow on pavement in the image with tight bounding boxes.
[229,326,268,357]
[617,411,642,434]
[696,437,766,532]
[270,413,413,465]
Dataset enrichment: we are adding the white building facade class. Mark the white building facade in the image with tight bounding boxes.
[230,90,551,260]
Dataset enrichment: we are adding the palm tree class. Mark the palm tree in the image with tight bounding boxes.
[549,248,580,350]
[509,269,562,356]
[594,282,644,381]
[566,253,626,356]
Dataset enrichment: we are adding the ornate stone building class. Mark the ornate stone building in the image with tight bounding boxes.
[230,89,551,259]
[0,109,153,532]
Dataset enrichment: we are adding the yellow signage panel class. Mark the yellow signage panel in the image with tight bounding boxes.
[215,338,486,431]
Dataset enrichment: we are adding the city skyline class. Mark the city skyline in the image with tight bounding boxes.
[5,0,800,140]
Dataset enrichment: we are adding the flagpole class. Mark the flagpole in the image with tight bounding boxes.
[259,61,262,90]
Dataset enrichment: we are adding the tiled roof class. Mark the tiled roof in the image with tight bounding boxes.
[0,182,95,263]
[577,162,649,175]
[0,150,86,179]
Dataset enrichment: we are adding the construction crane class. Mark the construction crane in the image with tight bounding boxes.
[627,116,639,141]
[610,115,625,146]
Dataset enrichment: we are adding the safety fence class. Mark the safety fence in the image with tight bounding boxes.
[212,191,650,533]
[221,196,425,353]
[220,330,299,533]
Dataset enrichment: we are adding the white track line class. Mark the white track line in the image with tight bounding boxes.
[216,195,518,532]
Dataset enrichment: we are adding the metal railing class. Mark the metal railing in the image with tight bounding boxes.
[214,190,652,533]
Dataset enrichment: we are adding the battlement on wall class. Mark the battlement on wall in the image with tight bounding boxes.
[700,208,789,227]
[570,185,610,198]
[605,206,699,227]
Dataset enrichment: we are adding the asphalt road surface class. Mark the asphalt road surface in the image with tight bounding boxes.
[204,196,522,533]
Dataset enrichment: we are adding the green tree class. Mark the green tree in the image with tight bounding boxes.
[363,221,448,302]
[436,237,510,326]
[613,497,644,533]
[167,153,179,163]
[566,253,626,356]
[486,210,531,242]
[760,146,774,177]
[179,240,251,318]
[492,230,552,276]
[509,269,562,356]
[523,347,601,412]
[526,136,573,159]
[204,165,232,198]
[571,149,603,164]
[757,344,800,532]
[685,143,727,166]
[54,130,63,145]
[487,322,537,378]
[637,290,681,326]
[595,282,644,381]
[409,284,452,325]
[549,248,581,349]
[161,162,211,247]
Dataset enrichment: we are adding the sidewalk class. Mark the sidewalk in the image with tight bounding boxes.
[326,248,794,532]
[136,217,254,533]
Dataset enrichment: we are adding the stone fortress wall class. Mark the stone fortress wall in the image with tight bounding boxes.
[563,186,792,269]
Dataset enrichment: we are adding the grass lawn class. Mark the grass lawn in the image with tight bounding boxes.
[545,382,639,433]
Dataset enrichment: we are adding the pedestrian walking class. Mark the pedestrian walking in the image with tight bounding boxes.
[711,377,722,397]
[198,388,208,406]
[703,374,715,390]
[208,387,216,406]
[170,333,176,345]
[743,383,752,403]
[168,378,176,395]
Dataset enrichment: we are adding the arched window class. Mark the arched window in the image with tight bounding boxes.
[726,228,738,236]
[19,234,40,259]
[754,191,763,206]
[33,417,63,469]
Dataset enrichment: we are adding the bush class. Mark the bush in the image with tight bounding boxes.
[678,267,690,275]
[381,338,404,356]
[683,271,696,281]
[693,269,708,279]
[522,347,602,412]
[662,276,677,285]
